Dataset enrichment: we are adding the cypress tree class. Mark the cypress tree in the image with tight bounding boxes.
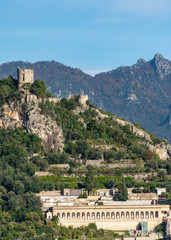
[114,180,128,201]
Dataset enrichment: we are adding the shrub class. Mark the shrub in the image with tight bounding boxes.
[88,223,97,231]
[142,149,154,161]
[78,192,87,198]
[104,150,117,162]
[30,79,47,98]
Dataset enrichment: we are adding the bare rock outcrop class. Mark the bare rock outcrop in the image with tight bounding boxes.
[147,142,171,161]
[113,118,151,142]
[151,53,171,79]
[0,94,64,151]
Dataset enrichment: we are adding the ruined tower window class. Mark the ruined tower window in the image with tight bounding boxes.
[72,213,75,219]
[111,212,115,219]
[67,213,70,219]
[87,212,90,219]
[62,213,65,219]
[77,212,80,219]
[101,212,105,218]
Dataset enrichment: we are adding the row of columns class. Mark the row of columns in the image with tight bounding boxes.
[57,211,159,220]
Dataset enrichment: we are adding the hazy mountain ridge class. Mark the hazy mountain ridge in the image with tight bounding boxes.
[1,54,171,142]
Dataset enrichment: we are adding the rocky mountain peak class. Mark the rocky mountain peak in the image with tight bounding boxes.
[136,58,146,66]
[151,53,171,79]
[154,53,164,60]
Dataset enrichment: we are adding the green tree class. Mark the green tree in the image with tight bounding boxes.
[22,82,31,92]
[104,150,117,162]
[85,167,97,193]
[0,210,11,224]
[31,79,47,97]
[0,85,11,101]
[105,179,116,188]
[114,181,128,201]
[166,163,171,174]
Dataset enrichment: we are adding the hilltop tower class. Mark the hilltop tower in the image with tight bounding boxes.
[17,67,34,91]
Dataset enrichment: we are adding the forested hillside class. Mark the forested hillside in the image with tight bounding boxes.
[0,76,170,239]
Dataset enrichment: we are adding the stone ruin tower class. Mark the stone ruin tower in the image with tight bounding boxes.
[17,67,34,91]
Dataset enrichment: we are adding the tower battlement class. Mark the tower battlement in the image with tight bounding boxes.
[17,67,34,91]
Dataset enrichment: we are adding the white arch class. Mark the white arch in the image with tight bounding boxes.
[141,212,144,219]
[111,212,115,219]
[145,211,149,219]
[136,211,139,219]
[150,211,154,218]
[121,212,125,218]
[126,212,129,218]
[92,212,95,219]
[116,212,120,219]
[106,212,110,219]
[97,212,100,220]
[131,212,134,219]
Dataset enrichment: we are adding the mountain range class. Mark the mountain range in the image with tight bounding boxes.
[0,53,171,142]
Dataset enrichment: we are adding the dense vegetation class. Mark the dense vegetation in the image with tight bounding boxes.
[0,76,51,108]
[0,128,132,239]
[0,128,47,239]
[0,77,171,239]
[39,97,148,161]
[0,76,19,107]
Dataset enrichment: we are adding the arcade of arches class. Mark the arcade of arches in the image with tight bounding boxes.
[50,205,170,231]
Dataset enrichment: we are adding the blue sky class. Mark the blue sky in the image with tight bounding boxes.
[0,0,171,75]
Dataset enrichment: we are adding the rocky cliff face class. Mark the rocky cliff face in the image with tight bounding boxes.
[150,53,171,79]
[0,91,171,161]
[0,94,64,151]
